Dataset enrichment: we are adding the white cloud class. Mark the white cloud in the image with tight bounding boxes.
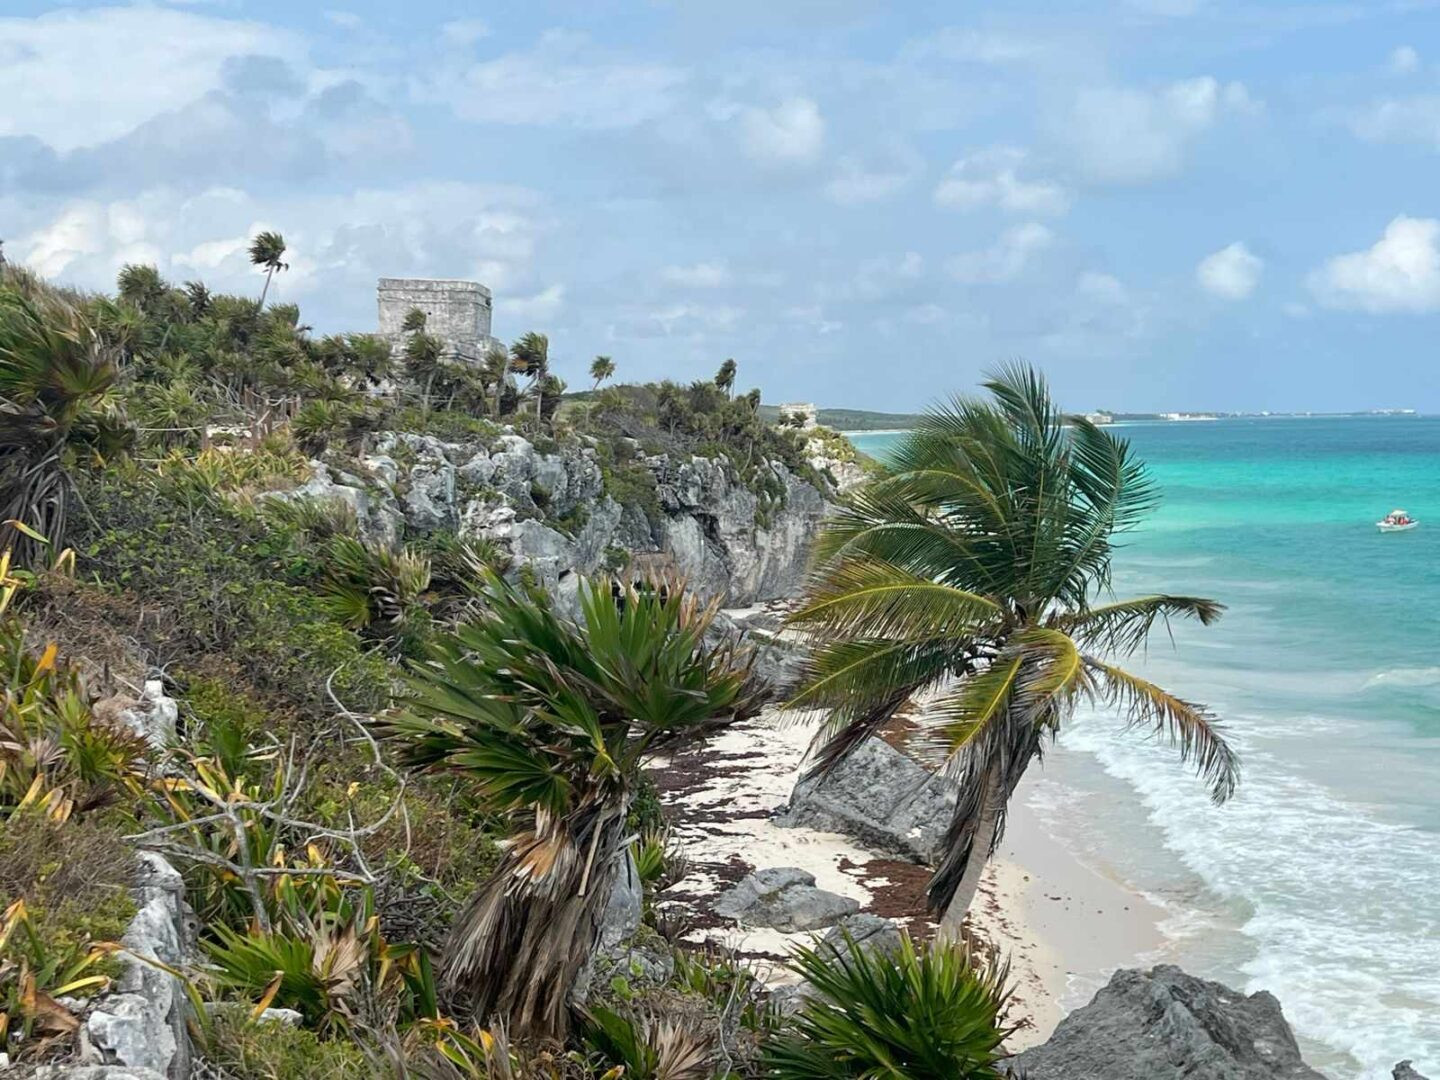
[1308,215,1440,313]
[433,31,686,129]
[324,11,362,31]
[1345,96,1440,149]
[647,303,744,335]
[1388,45,1420,75]
[1055,77,1256,184]
[1196,241,1263,299]
[848,252,925,300]
[0,7,301,151]
[825,153,917,205]
[933,147,1070,216]
[660,262,731,288]
[906,28,1048,65]
[947,223,1053,283]
[441,18,491,47]
[734,98,825,164]
[12,182,546,325]
[507,284,565,321]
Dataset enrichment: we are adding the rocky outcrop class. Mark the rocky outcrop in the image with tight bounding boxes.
[1005,965,1326,1080]
[776,738,957,864]
[713,867,859,932]
[82,854,190,1078]
[322,428,835,609]
[1395,1063,1432,1080]
[820,913,904,960]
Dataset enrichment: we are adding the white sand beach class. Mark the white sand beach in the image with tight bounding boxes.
[655,706,1166,1049]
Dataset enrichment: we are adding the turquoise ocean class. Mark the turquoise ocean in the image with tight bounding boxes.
[850,418,1440,1079]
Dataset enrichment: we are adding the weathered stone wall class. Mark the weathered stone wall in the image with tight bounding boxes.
[377,278,496,359]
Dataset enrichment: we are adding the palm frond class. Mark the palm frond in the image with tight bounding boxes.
[1084,655,1239,803]
[788,556,1001,642]
[1057,594,1224,655]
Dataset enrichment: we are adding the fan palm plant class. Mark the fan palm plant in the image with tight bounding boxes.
[0,288,127,564]
[590,355,616,391]
[379,572,763,1039]
[248,231,288,307]
[786,365,1238,931]
[508,331,549,420]
[714,358,737,398]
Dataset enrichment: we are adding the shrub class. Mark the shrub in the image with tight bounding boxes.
[194,1008,370,1080]
[760,933,1013,1079]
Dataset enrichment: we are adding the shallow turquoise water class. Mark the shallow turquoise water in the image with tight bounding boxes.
[850,418,1440,1078]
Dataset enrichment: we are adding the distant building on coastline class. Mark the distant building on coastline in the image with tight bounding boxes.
[1084,411,1113,425]
[377,278,501,361]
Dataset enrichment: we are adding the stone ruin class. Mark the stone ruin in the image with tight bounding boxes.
[377,277,501,361]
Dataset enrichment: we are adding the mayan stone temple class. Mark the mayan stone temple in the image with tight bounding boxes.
[376,277,500,361]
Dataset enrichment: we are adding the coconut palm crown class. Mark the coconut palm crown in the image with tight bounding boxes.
[248,230,288,307]
[380,571,764,1038]
[786,364,1238,929]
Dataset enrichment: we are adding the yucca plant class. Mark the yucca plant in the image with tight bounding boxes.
[0,287,128,563]
[786,365,1238,930]
[578,1004,712,1080]
[380,572,763,1039]
[319,535,433,643]
[0,897,118,1055]
[0,622,150,824]
[761,932,1012,1079]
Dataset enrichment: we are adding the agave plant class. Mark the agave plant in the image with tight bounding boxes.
[786,365,1238,930]
[0,288,128,563]
[761,932,1012,1079]
[380,572,763,1038]
[578,1004,712,1080]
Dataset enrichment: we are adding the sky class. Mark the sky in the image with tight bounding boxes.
[4,1,1440,413]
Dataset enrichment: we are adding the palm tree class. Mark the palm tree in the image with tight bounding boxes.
[0,288,127,564]
[481,343,510,418]
[380,572,762,1038]
[248,231,288,307]
[786,365,1237,932]
[509,331,549,420]
[715,357,737,398]
[590,354,615,390]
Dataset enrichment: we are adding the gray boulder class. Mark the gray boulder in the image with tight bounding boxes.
[1006,965,1325,1080]
[713,867,859,932]
[819,913,904,960]
[776,738,956,864]
[1395,1063,1432,1080]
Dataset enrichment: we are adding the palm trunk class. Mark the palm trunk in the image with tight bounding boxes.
[258,267,274,308]
[937,769,1004,938]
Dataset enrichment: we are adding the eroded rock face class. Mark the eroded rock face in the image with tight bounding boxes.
[357,429,833,609]
[1006,965,1326,1080]
[713,867,859,932]
[820,913,904,960]
[1395,1062,1432,1080]
[85,854,189,1078]
[776,738,957,865]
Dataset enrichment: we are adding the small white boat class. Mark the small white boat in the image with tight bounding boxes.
[1377,509,1418,532]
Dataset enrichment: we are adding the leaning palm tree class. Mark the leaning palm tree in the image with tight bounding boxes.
[786,364,1237,933]
[248,231,288,307]
[590,354,615,390]
[380,572,763,1039]
[0,288,127,563]
[509,331,549,420]
[481,343,511,418]
[715,357,737,398]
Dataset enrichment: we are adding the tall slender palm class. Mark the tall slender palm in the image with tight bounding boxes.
[482,343,510,418]
[380,572,762,1039]
[786,365,1238,932]
[715,357,737,398]
[248,231,288,307]
[590,354,615,390]
[509,331,549,420]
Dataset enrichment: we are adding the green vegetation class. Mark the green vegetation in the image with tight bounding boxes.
[787,365,1237,930]
[757,405,923,431]
[762,933,1012,1079]
[0,252,1024,1075]
[380,573,764,1038]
